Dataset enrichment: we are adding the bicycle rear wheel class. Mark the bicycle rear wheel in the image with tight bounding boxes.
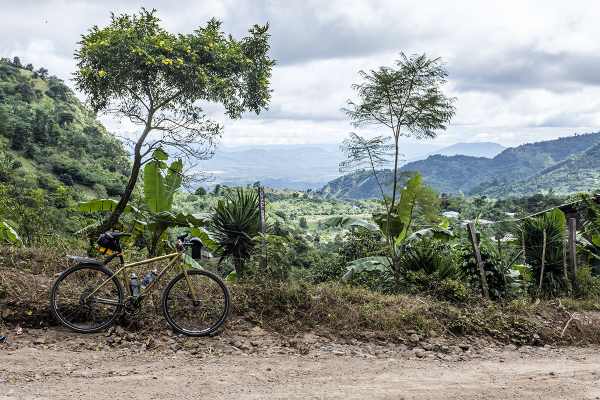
[50,264,124,333]
[161,269,230,336]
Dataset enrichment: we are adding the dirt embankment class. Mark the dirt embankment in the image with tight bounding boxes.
[3,244,600,349]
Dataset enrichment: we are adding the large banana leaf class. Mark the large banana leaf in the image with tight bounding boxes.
[407,226,453,242]
[190,227,219,252]
[342,256,392,281]
[144,147,183,213]
[164,159,183,210]
[144,160,168,213]
[0,220,21,245]
[153,147,169,161]
[394,173,422,245]
[77,198,139,213]
[370,174,422,245]
[373,212,404,237]
[182,253,204,270]
[322,216,380,232]
[149,211,208,227]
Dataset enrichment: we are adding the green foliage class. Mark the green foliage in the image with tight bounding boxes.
[521,209,568,296]
[0,59,130,242]
[209,188,260,277]
[134,152,207,255]
[324,173,443,287]
[579,194,600,270]
[343,256,392,281]
[0,61,129,192]
[249,234,291,281]
[77,198,138,213]
[73,9,275,230]
[0,220,21,245]
[575,267,600,298]
[399,240,459,280]
[78,150,206,255]
[344,53,455,140]
[298,216,308,229]
[458,239,521,300]
[393,239,469,301]
[75,9,274,116]
[143,152,182,213]
[321,215,379,232]
[307,253,347,284]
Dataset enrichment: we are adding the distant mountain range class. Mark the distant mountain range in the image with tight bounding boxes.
[200,141,505,190]
[320,132,600,199]
[409,142,505,161]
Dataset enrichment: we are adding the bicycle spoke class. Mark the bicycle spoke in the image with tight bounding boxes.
[52,266,122,332]
[164,271,229,335]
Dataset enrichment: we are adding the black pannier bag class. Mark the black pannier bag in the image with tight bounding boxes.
[97,232,121,255]
[189,237,203,260]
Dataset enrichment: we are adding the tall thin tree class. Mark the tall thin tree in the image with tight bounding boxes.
[342,52,455,238]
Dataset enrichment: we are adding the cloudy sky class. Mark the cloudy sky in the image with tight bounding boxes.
[2,0,600,148]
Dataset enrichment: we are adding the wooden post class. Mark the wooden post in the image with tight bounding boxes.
[538,229,547,293]
[563,235,569,282]
[258,186,267,270]
[568,217,577,289]
[467,223,490,300]
[521,229,527,265]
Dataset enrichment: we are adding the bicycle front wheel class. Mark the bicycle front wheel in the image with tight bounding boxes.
[161,269,230,336]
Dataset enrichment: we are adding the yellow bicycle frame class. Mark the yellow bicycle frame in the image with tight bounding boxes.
[84,251,198,304]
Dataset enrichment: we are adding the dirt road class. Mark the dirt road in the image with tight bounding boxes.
[2,343,600,400]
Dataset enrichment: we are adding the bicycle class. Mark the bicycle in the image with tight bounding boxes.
[49,232,230,336]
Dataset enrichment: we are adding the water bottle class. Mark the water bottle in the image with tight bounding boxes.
[130,273,140,297]
[141,270,158,289]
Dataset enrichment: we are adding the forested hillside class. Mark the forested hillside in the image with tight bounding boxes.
[482,141,600,197]
[323,132,600,199]
[0,58,130,241]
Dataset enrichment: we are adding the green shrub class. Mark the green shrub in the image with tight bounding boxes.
[309,253,347,283]
[349,268,396,294]
[575,267,600,298]
[458,239,524,300]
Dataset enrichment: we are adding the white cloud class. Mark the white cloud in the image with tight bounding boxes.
[1,0,600,147]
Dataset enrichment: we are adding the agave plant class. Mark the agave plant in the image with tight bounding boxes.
[400,240,459,281]
[209,188,260,277]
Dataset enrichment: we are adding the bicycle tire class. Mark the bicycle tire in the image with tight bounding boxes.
[50,263,124,333]
[161,269,230,337]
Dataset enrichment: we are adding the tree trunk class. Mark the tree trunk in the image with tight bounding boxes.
[234,258,244,278]
[98,123,152,234]
[386,135,400,255]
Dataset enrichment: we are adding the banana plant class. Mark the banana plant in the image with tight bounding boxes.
[77,149,212,256]
[0,220,22,246]
[324,173,451,281]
